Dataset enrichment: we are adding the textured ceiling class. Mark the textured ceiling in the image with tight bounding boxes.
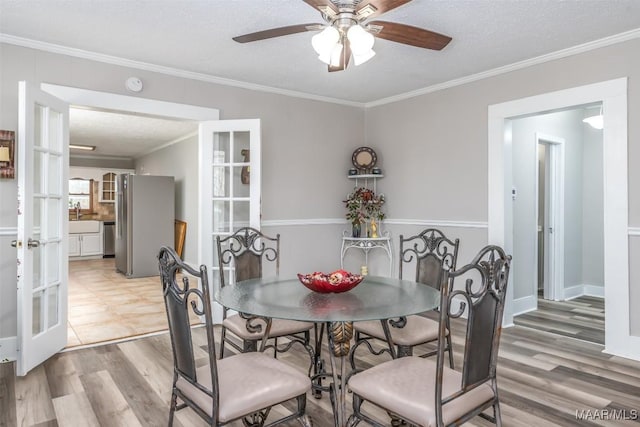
[69,108,197,158]
[1,0,640,104]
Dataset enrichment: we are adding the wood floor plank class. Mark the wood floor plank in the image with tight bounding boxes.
[14,364,56,426]
[80,370,143,427]
[51,392,100,427]
[44,353,84,399]
[4,292,640,427]
[0,362,17,427]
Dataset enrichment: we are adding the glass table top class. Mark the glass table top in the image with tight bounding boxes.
[215,275,440,322]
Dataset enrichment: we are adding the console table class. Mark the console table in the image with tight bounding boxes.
[340,231,393,276]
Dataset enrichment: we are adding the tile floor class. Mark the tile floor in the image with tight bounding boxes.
[67,258,171,347]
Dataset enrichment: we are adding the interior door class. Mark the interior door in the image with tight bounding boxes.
[199,119,260,322]
[16,81,69,376]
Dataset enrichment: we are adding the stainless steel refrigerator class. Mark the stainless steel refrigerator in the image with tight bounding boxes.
[115,174,175,278]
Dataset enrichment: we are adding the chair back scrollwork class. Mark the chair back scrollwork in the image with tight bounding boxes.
[435,245,511,416]
[399,228,459,290]
[216,227,280,287]
[158,246,220,416]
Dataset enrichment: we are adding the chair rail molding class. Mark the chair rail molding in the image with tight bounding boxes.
[628,227,640,236]
[261,218,488,229]
[0,227,18,236]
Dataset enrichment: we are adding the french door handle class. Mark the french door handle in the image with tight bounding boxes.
[11,239,22,248]
[27,238,40,249]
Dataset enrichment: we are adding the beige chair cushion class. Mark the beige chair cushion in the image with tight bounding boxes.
[354,315,446,346]
[223,314,313,340]
[348,356,494,427]
[176,352,311,423]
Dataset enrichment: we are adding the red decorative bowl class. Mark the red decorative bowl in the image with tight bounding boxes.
[297,269,364,293]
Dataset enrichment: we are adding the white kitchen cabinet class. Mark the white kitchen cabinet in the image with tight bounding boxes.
[99,172,117,203]
[68,232,103,257]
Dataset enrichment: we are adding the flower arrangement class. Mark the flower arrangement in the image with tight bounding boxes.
[344,187,385,228]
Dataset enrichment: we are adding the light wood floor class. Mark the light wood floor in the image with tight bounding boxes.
[3,313,640,426]
[513,296,605,345]
[67,258,169,347]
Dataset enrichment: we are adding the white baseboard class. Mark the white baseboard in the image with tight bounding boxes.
[563,285,584,300]
[583,284,605,298]
[0,336,17,362]
[512,295,537,316]
[564,284,604,300]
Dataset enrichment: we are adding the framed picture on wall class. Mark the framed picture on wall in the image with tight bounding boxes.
[0,130,15,179]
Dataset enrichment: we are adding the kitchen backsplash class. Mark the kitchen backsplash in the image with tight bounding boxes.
[92,181,115,219]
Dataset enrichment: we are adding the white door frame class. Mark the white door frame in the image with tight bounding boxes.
[488,78,635,360]
[534,133,565,302]
[40,83,220,332]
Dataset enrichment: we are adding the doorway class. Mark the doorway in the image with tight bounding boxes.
[42,83,220,348]
[488,78,637,360]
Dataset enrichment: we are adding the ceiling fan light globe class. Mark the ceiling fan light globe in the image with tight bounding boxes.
[353,49,376,66]
[312,26,339,55]
[347,25,375,54]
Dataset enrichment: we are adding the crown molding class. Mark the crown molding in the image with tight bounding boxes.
[2,27,639,109]
[364,27,640,108]
[0,34,364,109]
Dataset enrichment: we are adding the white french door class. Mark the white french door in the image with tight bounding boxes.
[199,119,261,322]
[16,81,69,376]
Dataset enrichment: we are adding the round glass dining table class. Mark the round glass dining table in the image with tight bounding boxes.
[215,275,440,427]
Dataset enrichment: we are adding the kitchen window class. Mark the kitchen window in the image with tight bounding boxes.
[69,178,94,213]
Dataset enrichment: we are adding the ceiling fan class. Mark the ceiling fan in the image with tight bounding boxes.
[233,0,452,72]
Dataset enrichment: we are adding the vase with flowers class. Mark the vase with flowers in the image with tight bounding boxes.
[344,187,385,238]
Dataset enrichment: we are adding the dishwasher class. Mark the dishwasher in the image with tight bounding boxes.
[103,221,115,258]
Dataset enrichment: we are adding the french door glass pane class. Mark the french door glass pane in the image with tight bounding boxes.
[47,285,59,328]
[33,151,44,194]
[48,153,61,194]
[46,242,60,283]
[233,167,249,197]
[233,201,250,230]
[47,198,60,239]
[48,109,62,151]
[213,133,230,163]
[33,197,43,230]
[213,200,230,233]
[32,243,42,290]
[232,132,250,162]
[32,291,44,336]
[213,165,229,197]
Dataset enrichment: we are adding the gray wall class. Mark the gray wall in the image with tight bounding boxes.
[135,136,199,266]
[511,109,587,302]
[0,43,364,341]
[0,35,638,343]
[365,38,639,332]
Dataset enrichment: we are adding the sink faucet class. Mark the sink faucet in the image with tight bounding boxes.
[74,202,82,220]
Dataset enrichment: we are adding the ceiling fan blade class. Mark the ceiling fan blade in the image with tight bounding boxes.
[355,0,412,19]
[368,20,452,50]
[328,38,351,72]
[233,23,321,43]
[302,0,339,16]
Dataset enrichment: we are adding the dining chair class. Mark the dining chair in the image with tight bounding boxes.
[216,227,315,361]
[349,228,459,369]
[158,246,312,427]
[347,245,511,427]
